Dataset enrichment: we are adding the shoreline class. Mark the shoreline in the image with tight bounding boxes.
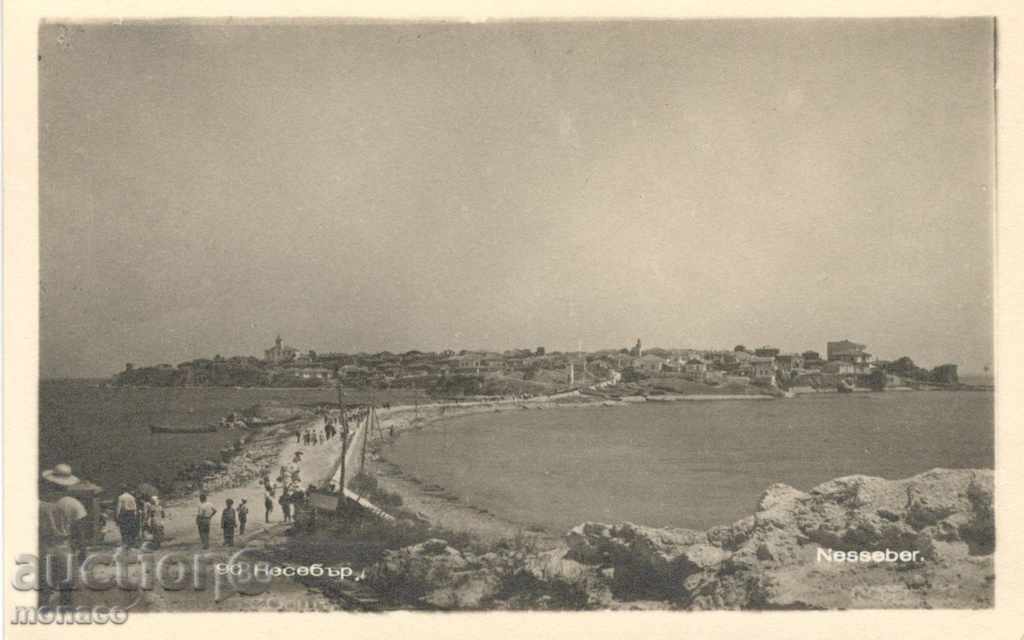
[116,383,994,523]
[71,389,993,611]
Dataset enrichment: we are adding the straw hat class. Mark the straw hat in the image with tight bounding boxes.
[42,463,80,487]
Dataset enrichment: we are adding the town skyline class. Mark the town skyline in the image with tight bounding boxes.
[93,332,977,380]
[109,333,967,395]
[46,322,993,381]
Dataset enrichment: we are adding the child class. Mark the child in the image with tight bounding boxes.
[238,498,249,535]
[221,499,238,547]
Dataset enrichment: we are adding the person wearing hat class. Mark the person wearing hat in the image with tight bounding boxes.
[115,484,139,548]
[39,463,88,606]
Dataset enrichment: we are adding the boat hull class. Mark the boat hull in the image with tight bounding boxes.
[149,424,219,434]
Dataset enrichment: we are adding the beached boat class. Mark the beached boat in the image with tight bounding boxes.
[149,424,218,434]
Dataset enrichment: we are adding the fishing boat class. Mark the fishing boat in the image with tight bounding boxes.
[242,414,305,429]
[149,423,219,434]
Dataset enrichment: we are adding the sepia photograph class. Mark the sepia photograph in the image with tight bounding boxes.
[25,14,996,620]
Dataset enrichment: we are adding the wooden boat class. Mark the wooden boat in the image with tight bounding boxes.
[242,414,306,429]
[149,424,218,434]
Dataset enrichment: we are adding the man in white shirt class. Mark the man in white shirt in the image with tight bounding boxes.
[39,464,90,606]
[115,485,139,548]
[195,493,218,549]
[284,451,304,483]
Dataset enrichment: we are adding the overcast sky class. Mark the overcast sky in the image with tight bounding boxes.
[40,19,994,378]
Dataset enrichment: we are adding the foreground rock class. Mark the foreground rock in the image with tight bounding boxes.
[367,468,993,609]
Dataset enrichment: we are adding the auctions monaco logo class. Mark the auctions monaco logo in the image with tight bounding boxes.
[10,605,128,625]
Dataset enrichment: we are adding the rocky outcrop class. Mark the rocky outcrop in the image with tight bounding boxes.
[370,538,503,609]
[167,433,287,497]
[366,468,994,610]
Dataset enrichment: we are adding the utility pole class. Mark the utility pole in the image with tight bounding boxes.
[359,387,373,471]
[360,405,370,470]
[336,381,348,512]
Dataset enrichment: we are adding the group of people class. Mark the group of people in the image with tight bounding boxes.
[297,426,334,446]
[38,463,171,606]
[114,485,167,550]
[262,451,318,523]
[263,480,311,524]
[298,404,376,446]
[40,418,353,587]
[190,442,329,549]
[220,412,248,430]
[194,493,249,549]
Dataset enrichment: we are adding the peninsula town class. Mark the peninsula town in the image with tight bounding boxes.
[112,336,967,396]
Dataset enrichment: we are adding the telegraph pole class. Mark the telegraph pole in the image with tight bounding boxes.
[360,405,370,470]
[336,381,348,512]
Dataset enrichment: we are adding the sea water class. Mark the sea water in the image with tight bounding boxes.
[386,391,994,532]
[39,381,339,494]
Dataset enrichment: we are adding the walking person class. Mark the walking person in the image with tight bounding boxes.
[115,484,139,548]
[279,488,291,522]
[222,499,238,547]
[264,484,275,523]
[195,493,217,550]
[149,495,166,549]
[285,451,303,484]
[238,499,249,535]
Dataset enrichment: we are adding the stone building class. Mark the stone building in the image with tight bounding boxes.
[264,335,299,364]
[827,340,870,364]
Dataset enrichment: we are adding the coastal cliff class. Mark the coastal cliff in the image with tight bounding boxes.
[367,468,993,609]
